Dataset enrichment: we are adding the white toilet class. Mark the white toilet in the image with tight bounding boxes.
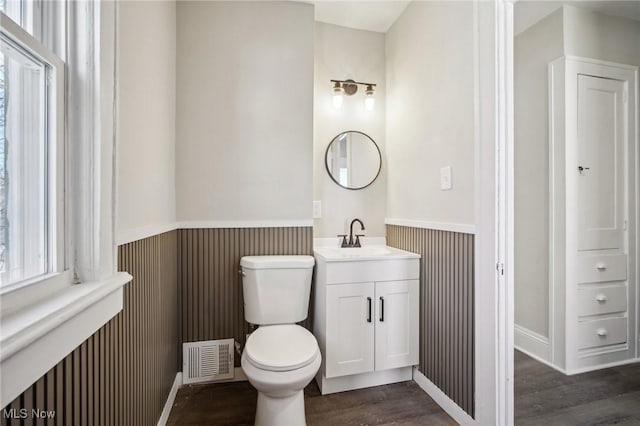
[240,255,321,426]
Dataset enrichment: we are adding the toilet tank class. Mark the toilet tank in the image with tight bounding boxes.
[240,255,315,325]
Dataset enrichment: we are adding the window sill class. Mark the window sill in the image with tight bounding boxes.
[0,271,132,407]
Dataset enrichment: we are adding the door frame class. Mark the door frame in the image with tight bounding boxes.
[500,10,640,426]
[474,0,514,424]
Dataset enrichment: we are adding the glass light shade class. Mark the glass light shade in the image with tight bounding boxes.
[332,93,344,109]
[364,85,375,111]
[332,83,345,109]
[364,96,375,111]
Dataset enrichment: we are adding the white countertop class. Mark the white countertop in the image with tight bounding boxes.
[313,245,421,262]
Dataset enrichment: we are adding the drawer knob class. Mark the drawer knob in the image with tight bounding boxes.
[595,294,608,303]
[596,328,608,337]
[596,263,607,271]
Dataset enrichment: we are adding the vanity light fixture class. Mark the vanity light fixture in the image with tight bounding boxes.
[330,79,376,111]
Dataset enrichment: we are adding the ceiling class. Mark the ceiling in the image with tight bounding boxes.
[307,1,410,33]
[515,1,640,35]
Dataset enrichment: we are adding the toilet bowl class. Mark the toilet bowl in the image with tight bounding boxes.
[239,255,319,426]
[241,324,321,426]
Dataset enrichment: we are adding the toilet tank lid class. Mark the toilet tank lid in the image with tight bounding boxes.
[240,255,315,269]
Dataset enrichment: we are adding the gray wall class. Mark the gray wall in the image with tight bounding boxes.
[385,1,475,226]
[313,22,387,237]
[176,1,314,223]
[564,5,640,66]
[514,5,640,338]
[514,7,564,338]
[116,1,176,238]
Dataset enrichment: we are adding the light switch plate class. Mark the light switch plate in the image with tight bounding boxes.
[440,166,452,190]
[313,200,322,218]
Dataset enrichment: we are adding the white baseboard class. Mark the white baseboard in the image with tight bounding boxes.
[157,372,182,426]
[514,324,552,364]
[156,368,247,426]
[412,368,475,426]
[567,357,640,375]
[515,345,568,375]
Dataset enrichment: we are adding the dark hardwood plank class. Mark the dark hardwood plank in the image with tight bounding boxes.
[167,380,457,426]
[515,350,640,425]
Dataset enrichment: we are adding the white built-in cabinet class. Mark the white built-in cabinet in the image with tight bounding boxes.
[547,56,639,373]
[313,250,420,394]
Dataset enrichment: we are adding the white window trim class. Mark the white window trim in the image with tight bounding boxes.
[0,1,131,408]
[0,10,65,296]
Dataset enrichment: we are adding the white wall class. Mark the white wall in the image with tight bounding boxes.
[385,1,475,226]
[314,22,386,237]
[514,8,564,338]
[116,1,176,238]
[176,1,314,223]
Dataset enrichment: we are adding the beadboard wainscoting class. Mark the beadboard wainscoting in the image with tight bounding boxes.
[1,232,178,426]
[177,227,314,367]
[386,224,475,418]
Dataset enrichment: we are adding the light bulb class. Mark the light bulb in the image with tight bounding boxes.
[364,85,375,111]
[332,82,345,110]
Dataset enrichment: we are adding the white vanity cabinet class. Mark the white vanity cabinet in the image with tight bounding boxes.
[313,246,420,394]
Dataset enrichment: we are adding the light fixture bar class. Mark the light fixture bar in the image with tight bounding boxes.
[330,79,377,87]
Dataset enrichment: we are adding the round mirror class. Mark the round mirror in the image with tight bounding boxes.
[325,131,381,190]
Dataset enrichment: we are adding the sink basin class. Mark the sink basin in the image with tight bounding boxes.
[313,245,420,261]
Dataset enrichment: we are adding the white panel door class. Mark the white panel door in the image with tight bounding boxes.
[325,282,375,378]
[374,280,419,371]
[577,74,626,251]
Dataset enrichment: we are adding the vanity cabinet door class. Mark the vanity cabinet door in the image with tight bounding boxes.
[325,282,375,378]
[374,280,419,371]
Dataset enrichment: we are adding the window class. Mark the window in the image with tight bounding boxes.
[0,9,65,292]
[0,1,130,408]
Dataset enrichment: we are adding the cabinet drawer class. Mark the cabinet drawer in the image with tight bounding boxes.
[577,317,627,349]
[577,285,627,317]
[577,254,627,284]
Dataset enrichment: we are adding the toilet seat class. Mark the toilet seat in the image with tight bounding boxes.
[245,325,319,372]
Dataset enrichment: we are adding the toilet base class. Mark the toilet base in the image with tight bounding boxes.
[255,390,305,426]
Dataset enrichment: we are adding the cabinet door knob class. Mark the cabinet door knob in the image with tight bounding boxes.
[596,263,607,271]
[595,294,608,303]
[366,297,372,323]
[596,328,608,337]
[379,297,384,322]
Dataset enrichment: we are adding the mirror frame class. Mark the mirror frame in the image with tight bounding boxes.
[324,130,382,191]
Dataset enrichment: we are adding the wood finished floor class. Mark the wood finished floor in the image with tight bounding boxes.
[167,352,640,426]
[515,350,640,425]
[166,380,456,426]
